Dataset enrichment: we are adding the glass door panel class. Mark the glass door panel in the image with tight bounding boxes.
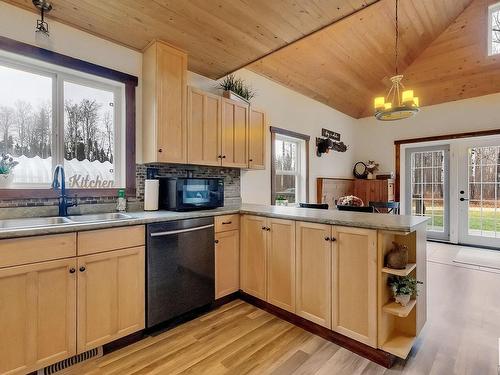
[405,145,450,241]
[459,143,500,247]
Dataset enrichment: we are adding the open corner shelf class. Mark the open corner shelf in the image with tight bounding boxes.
[381,263,416,277]
[382,299,416,318]
[381,332,416,359]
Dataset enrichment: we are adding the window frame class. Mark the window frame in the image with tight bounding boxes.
[488,2,500,56]
[270,126,310,205]
[0,35,137,198]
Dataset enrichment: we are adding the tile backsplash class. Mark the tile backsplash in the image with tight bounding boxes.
[0,164,241,209]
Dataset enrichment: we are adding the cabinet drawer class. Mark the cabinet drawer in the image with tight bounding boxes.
[77,225,145,256]
[0,233,76,268]
[215,214,240,233]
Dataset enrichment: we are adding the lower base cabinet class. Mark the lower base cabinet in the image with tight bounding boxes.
[215,230,240,299]
[77,246,145,353]
[295,221,332,328]
[331,226,377,347]
[0,258,77,375]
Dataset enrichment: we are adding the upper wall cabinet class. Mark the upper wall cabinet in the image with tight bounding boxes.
[187,87,267,169]
[143,40,188,163]
[248,107,266,169]
[187,87,221,166]
[221,97,249,168]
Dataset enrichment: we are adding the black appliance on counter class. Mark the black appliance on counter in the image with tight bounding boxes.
[158,177,224,211]
[146,217,215,328]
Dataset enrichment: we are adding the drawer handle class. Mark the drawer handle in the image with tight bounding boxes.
[69,268,76,274]
[222,221,232,225]
[79,266,86,272]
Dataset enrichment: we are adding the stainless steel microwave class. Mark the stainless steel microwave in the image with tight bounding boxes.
[158,177,224,211]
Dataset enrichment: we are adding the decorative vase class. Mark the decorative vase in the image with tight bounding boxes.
[385,241,409,269]
[275,199,288,207]
[222,90,250,105]
[395,294,411,307]
[0,173,14,188]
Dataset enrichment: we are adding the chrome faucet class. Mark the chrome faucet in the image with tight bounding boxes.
[52,165,77,216]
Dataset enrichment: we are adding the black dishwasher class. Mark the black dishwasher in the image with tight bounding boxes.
[146,217,215,328]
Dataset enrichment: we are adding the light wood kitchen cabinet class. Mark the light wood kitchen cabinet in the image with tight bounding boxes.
[215,230,240,299]
[295,221,332,328]
[240,215,267,299]
[143,40,188,163]
[353,179,395,205]
[77,246,145,353]
[0,258,77,375]
[331,226,377,347]
[266,218,295,312]
[221,97,248,168]
[248,107,266,169]
[187,87,221,166]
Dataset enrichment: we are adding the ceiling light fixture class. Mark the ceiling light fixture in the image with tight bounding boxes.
[33,0,52,36]
[373,0,419,121]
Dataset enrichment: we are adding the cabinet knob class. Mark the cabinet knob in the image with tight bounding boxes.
[79,266,86,272]
[266,227,270,231]
[222,155,226,159]
[249,159,253,162]
[324,236,331,241]
[214,239,219,244]
[330,237,337,242]
[69,268,76,274]
[158,148,163,153]
[262,226,266,230]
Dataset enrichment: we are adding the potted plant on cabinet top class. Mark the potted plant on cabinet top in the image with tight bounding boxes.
[0,154,18,188]
[219,74,255,104]
[388,275,421,307]
[275,195,288,206]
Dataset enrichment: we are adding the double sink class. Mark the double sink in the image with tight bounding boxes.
[0,213,132,230]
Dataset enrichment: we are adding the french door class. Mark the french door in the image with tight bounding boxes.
[458,139,500,248]
[405,145,450,241]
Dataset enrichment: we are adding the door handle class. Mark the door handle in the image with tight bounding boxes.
[460,197,469,202]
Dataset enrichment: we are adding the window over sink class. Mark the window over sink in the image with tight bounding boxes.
[0,53,125,189]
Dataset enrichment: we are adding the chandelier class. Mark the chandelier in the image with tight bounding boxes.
[374,0,419,121]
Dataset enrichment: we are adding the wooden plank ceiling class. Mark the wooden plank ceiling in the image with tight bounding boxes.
[249,0,473,118]
[4,0,377,79]
[7,0,500,118]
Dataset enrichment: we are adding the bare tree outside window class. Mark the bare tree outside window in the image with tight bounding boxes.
[491,8,500,55]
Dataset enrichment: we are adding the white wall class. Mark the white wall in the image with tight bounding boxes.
[355,92,500,172]
[0,2,144,159]
[188,70,356,204]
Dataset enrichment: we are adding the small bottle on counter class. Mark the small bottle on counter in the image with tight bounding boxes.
[116,189,127,212]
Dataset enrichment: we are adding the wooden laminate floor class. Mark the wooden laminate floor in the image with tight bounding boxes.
[77,242,500,375]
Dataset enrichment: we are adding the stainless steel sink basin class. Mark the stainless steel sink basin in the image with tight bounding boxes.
[67,212,132,222]
[0,216,72,230]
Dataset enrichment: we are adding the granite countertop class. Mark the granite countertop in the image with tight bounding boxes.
[0,204,428,239]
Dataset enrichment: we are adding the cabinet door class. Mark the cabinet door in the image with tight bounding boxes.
[221,98,248,168]
[215,230,240,299]
[331,226,377,347]
[187,87,222,166]
[240,215,267,299]
[0,259,76,375]
[248,107,266,169]
[156,42,187,163]
[267,218,295,312]
[77,247,145,353]
[295,221,332,328]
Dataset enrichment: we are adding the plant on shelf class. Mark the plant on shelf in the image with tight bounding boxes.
[388,275,422,307]
[219,74,256,102]
[0,153,19,188]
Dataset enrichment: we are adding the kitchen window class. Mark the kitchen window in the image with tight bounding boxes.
[488,2,500,56]
[0,54,124,190]
[271,127,309,205]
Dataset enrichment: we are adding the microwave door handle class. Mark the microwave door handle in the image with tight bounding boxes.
[150,224,215,237]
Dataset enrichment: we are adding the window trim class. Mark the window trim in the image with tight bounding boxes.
[0,35,137,198]
[488,2,500,56]
[270,126,310,205]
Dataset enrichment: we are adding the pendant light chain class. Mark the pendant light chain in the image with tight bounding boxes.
[395,0,399,75]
